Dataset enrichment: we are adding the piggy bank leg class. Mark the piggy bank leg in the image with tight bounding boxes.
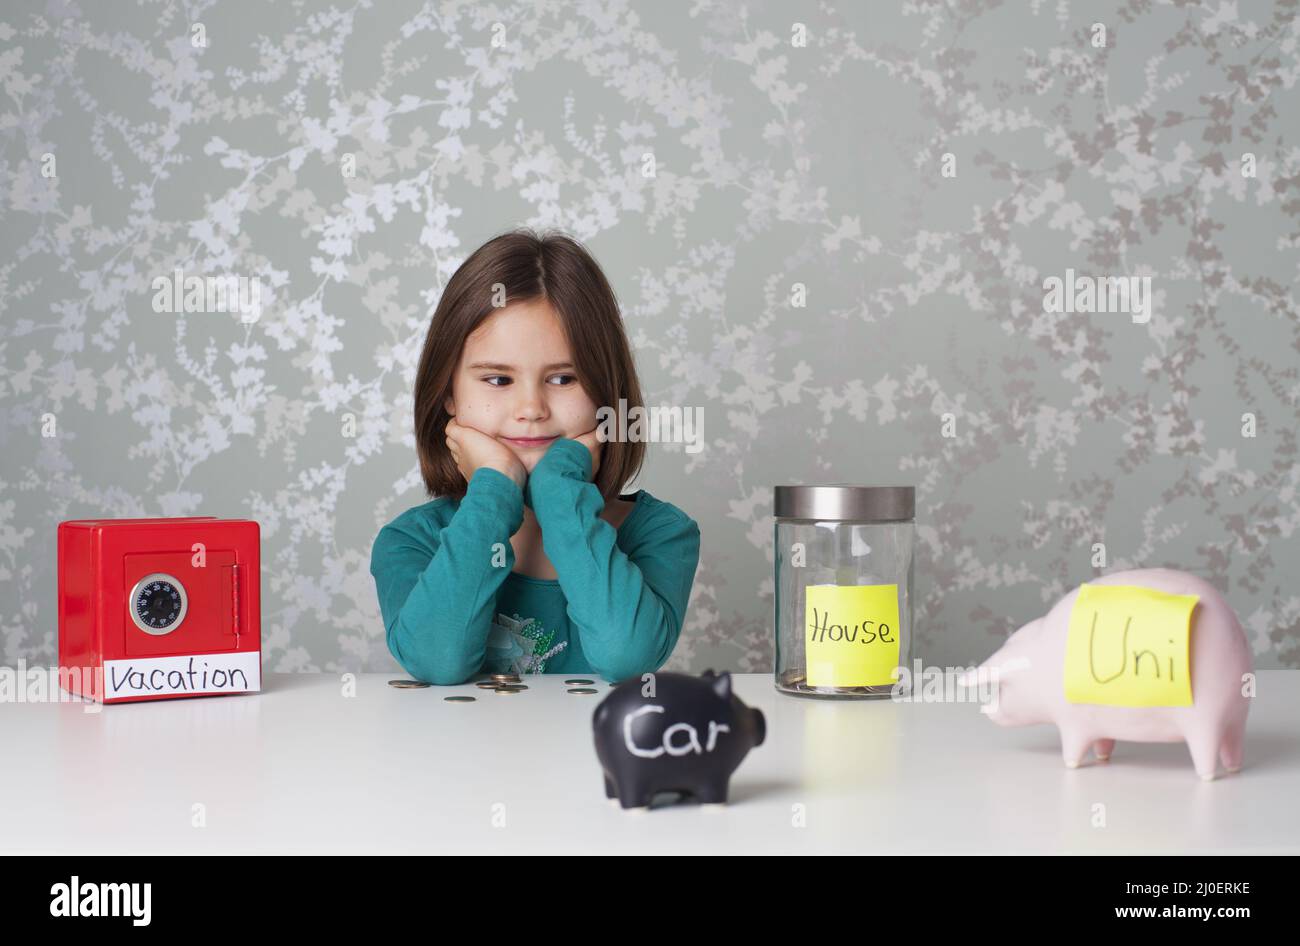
[693,780,729,806]
[1186,730,1222,781]
[1060,728,1095,769]
[612,778,654,810]
[603,774,617,799]
[1093,738,1115,763]
[1219,720,1246,775]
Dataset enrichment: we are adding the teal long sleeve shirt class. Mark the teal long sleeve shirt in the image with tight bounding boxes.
[369,437,701,684]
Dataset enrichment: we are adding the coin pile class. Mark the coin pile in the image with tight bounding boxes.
[391,673,608,698]
[487,672,528,695]
[388,679,429,689]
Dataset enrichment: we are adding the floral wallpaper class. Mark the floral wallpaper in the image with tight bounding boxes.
[2,0,1297,675]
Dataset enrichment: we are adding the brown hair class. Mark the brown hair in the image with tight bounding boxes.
[414,229,646,500]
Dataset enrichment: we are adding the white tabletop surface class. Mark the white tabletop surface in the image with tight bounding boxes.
[4,670,1298,854]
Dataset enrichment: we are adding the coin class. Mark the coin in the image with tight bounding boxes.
[475,681,502,689]
[567,687,599,695]
[564,678,594,686]
[491,673,521,683]
[495,683,528,691]
[493,687,523,695]
[388,679,429,689]
[444,696,476,703]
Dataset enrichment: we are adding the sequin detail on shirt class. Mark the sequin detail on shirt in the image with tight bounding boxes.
[485,612,568,674]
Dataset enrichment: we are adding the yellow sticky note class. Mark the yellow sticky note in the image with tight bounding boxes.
[1064,583,1199,707]
[805,584,901,688]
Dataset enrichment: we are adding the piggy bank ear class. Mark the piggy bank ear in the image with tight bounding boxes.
[711,671,732,699]
[701,668,716,679]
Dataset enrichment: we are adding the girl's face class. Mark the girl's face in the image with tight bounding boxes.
[445,298,600,473]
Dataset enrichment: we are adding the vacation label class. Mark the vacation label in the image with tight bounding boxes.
[805,584,901,687]
[1064,584,1199,707]
[103,651,261,699]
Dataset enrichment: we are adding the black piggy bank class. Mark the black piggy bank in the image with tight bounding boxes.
[592,669,766,809]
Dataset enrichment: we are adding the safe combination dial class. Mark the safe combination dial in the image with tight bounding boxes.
[128,572,189,635]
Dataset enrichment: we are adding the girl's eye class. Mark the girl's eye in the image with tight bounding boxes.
[481,374,575,387]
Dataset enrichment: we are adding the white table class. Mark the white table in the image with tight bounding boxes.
[4,671,1298,854]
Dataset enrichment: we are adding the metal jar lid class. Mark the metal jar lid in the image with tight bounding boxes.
[773,484,915,522]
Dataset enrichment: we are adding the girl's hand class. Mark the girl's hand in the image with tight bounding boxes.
[446,418,527,492]
[573,427,603,481]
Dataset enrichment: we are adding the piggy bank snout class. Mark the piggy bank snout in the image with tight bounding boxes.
[750,708,766,747]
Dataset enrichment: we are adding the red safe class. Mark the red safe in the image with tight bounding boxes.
[58,517,261,704]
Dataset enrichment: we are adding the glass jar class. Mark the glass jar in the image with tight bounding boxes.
[774,485,915,699]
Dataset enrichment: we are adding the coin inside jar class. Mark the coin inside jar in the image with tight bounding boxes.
[388,679,429,689]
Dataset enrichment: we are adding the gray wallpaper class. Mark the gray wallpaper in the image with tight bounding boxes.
[2,1,1298,675]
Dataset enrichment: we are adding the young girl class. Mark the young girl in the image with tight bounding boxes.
[369,230,701,684]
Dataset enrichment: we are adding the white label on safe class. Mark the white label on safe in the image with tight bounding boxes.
[104,652,261,698]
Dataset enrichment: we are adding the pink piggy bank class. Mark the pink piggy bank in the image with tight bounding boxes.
[967,568,1252,780]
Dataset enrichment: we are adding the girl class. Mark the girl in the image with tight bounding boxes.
[370,230,701,684]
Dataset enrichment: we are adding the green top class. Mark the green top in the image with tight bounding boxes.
[369,437,701,684]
